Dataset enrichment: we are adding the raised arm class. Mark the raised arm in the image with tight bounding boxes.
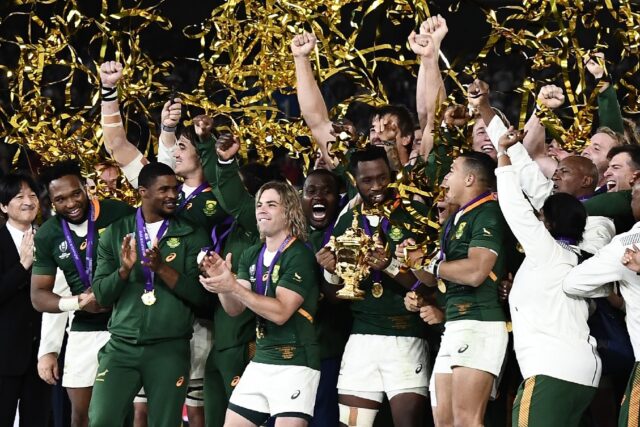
[586,53,624,134]
[415,15,447,131]
[291,32,335,167]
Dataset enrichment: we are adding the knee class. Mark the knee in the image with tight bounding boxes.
[453,413,480,427]
[338,404,378,427]
[70,411,89,427]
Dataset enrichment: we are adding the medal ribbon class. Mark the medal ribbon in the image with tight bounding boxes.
[60,202,96,290]
[361,213,391,285]
[440,191,495,261]
[255,236,296,296]
[210,216,235,254]
[556,236,578,246]
[177,182,210,211]
[135,208,170,293]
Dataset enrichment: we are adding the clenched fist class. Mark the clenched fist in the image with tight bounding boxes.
[99,61,123,88]
[291,32,317,58]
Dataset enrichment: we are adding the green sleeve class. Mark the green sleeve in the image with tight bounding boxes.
[584,190,635,233]
[32,226,58,276]
[236,248,253,282]
[277,247,318,299]
[93,225,128,307]
[213,159,258,234]
[195,135,219,186]
[169,230,211,307]
[424,133,455,188]
[468,207,506,254]
[598,85,624,134]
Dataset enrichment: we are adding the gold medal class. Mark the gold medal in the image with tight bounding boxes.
[141,290,156,306]
[371,282,383,298]
[437,279,447,294]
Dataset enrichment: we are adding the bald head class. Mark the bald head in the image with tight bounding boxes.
[551,156,598,198]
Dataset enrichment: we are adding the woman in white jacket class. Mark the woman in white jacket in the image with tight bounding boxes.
[495,128,601,427]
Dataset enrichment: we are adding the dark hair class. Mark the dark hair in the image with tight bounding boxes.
[0,172,40,206]
[349,145,390,176]
[542,193,587,243]
[606,144,640,171]
[374,105,415,138]
[305,169,340,196]
[458,151,497,191]
[175,124,199,148]
[39,160,84,191]
[138,162,175,188]
[239,163,284,196]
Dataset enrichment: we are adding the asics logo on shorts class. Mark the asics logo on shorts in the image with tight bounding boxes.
[457,344,469,353]
[415,364,423,374]
[291,390,301,400]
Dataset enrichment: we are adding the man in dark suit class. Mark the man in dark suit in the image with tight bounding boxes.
[0,172,51,426]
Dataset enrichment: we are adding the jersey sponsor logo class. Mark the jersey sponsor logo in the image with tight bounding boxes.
[176,376,185,387]
[58,241,70,259]
[415,363,423,374]
[167,237,181,248]
[185,202,193,211]
[80,240,87,251]
[95,369,109,382]
[203,200,217,216]
[291,390,301,400]
[454,302,472,315]
[272,265,280,284]
[389,226,404,242]
[482,227,492,237]
[293,272,302,283]
[230,376,241,387]
[454,222,466,239]
[457,344,469,354]
[165,253,177,262]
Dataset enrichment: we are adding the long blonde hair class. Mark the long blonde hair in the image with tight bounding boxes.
[255,181,308,242]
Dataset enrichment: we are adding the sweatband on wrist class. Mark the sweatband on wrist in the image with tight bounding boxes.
[101,86,117,102]
[383,258,402,277]
[323,269,342,285]
[161,124,177,133]
[58,296,80,312]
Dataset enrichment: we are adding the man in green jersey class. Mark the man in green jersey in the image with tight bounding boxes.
[316,145,429,427]
[31,160,134,427]
[200,181,320,426]
[99,61,229,427]
[414,151,509,427]
[89,162,210,427]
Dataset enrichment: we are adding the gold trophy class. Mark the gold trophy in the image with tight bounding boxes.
[327,215,376,300]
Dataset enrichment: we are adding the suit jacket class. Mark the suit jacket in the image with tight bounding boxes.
[0,224,42,376]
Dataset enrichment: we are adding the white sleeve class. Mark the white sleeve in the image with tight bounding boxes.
[157,135,177,170]
[579,216,615,254]
[505,143,553,210]
[37,270,72,358]
[486,115,508,150]
[563,239,629,298]
[496,165,559,264]
[120,152,145,189]
[487,115,552,210]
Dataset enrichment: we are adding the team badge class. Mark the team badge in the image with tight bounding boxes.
[389,226,403,242]
[203,200,217,216]
[272,265,280,284]
[58,241,70,259]
[175,376,185,387]
[165,253,177,262]
[167,237,181,248]
[454,222,467,239]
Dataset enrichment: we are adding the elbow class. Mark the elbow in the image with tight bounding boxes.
[31,292,45,312]
[469,271,490,287]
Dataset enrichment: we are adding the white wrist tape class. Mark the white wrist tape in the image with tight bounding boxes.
[323,269,343,285]
[58,296,80,312]
[383,258,402,277]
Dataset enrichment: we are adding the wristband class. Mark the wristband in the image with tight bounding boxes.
[497,151,509,159]
[323,269,343,285]
[425,257,441,276]
[383,258,402,277]
[58,296,80,312]
[101,86,117,102]
[161,124,177,133]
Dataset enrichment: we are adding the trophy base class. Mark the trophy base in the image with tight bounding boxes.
[336,287,366,301]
